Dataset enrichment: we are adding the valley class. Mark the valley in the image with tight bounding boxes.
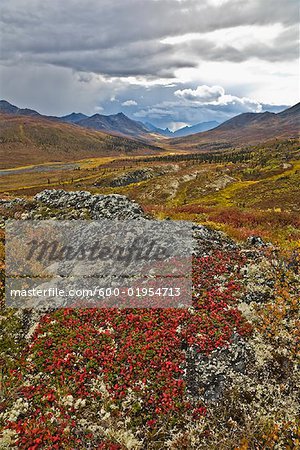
[0,101,299,449]
[1,138,299,250]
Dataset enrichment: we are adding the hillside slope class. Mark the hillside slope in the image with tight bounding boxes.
[0,114,163,169]
[0,100,153,140]
[170,103,300,150]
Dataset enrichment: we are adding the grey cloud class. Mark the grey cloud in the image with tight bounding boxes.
[0,60,291,129]
[0,0,299,78]
[178,23,299,63]
[41,41,197,78]
[0,63,119,116]
[0,0,297,126]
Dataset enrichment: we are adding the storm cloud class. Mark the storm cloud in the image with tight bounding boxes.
[1,0,298,77]
[0,0,298,127]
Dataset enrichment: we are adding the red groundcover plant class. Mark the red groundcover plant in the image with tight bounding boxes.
[3,250,251,449]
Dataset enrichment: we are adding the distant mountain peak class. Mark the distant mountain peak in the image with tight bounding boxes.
[60,112,88,123]
[76,110,149,138]
[0,99,40,117]
[144,120,219,137]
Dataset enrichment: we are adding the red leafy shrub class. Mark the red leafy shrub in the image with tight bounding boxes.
[208,208,300,229]
[3,250,251,448]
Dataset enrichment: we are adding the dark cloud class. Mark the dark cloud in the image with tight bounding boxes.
[0,0,297,126]
[179,24,299,63]
[0,0,298,78]
[0,63,116,116]
[40,41,196,78]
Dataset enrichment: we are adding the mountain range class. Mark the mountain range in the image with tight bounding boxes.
[3,100,297,148]
[0,100,299,168]
[0,100,219,139]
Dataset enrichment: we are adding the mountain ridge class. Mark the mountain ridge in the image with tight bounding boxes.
[60,112,88,123]
[0,101,153,140]
[0,100,218,139]
[0,100,41,117]
[77,112,150,138]
[170,103,299,150]
[1,100,299,149]
[0,113,164,169]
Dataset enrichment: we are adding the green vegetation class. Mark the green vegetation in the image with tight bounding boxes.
[0,137,299,448]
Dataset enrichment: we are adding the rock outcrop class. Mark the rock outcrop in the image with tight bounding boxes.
[9,189,146,220]
[1,189,298,408]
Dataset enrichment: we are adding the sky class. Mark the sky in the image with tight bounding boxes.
[0,0,299,130]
